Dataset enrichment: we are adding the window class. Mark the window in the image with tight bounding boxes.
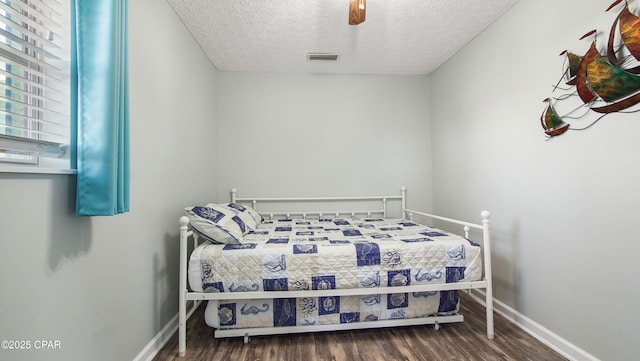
[0,0,70,170]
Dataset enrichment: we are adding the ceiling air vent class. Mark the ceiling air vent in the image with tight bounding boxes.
[307,53,339,61]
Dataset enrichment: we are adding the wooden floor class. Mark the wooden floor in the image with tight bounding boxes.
[153,293,567,361]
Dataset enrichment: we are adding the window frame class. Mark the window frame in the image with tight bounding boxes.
[0,0,72,173]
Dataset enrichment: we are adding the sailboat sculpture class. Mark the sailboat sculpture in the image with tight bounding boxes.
[540,98,570,137]
[541,0,640,138]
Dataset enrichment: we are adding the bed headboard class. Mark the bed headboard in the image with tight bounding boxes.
[230,187,407,220]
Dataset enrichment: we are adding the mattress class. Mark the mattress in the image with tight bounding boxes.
[188,217,482,329]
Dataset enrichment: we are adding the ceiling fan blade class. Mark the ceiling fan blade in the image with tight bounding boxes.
[349,0,366,25]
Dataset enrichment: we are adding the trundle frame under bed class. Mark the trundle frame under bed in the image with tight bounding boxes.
[177,187,494,357]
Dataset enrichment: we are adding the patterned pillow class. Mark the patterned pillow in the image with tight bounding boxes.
[185,205,247,244]
[218,202,263,231]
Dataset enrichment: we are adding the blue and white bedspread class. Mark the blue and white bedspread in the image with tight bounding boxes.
[188,217,482,329]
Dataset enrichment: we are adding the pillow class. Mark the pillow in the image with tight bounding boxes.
[244,204,263,224]
[185,205,247,244]
[219,202,263,231]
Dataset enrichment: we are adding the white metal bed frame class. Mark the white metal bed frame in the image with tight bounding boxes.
[177,187,494,357]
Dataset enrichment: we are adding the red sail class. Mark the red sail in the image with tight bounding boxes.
[619,6,640,60]
[608,11,624,64]
[608,3,640,63]
[575,43,600,104]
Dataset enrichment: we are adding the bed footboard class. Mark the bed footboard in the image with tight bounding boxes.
[405,208,494,339]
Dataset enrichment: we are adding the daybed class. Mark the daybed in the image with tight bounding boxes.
[177,188,494,357]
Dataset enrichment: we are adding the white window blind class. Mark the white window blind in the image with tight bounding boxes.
[0,0,70,168]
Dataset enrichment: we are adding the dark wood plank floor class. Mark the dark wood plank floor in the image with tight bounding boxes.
[153,293,567,361]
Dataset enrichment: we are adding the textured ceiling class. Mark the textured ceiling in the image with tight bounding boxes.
[167,0,519,75]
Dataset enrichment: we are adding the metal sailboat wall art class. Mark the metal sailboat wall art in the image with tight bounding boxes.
[541,0,640,138]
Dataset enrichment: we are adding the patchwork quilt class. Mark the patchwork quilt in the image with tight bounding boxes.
[188,217,483,329]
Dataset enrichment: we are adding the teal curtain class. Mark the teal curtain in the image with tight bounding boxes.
[72,0,130,216]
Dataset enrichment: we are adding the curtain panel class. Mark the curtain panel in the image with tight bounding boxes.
[72,0,130,216]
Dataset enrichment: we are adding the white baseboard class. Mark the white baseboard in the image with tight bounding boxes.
[468,290,599,361]
[132,301,201,361]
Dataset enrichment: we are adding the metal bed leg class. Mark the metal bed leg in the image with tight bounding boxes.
[481,211,495,339]
[178,217,190,357]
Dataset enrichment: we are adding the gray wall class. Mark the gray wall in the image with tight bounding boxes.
[216,72,433,213]
[2,0,635,360]
[430,0,640,360]
[0,1,219,360]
